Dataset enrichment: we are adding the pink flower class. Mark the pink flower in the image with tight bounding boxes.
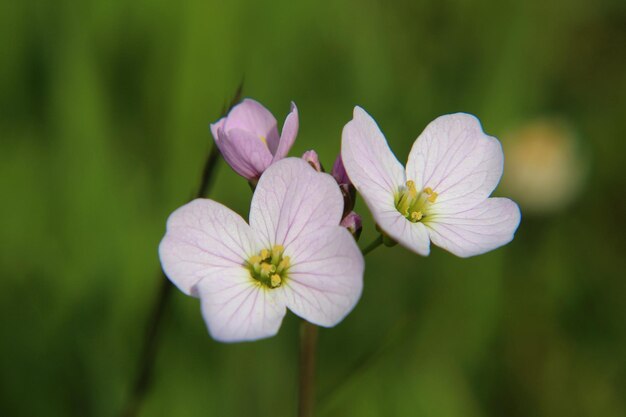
[210,99,299,181]
[159,158,364,342]
[341,107,521,257]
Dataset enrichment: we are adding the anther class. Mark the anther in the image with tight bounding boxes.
[427,191,438,203]
[410,211,423,222]
[276,256,290,274]
[271,245,284,261]
[248,255,262,265]
[270,274,282,288]
[260,263,276,278]
[260,249,270,260]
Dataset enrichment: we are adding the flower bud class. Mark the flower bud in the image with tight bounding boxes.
[210,99,299,181]
[340,211,362,240]
[302,150,323,172]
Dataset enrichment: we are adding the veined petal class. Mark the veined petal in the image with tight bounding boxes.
[280,226,364,327]
[375,208,431,256]
[217,128,273,180]
[223,98,280,147]
[341,106,406,214]
[159,199,260,296]
[196,269,286,342]
[406,113,504,213]
[426,197,521,258]
[250,158,344,248]
[272,102,299,161]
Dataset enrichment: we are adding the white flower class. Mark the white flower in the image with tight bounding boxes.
[341,107,521,257]
[159,158,364,342]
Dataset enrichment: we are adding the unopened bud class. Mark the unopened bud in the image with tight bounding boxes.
[340,211,362,240]
[302,150,323,172]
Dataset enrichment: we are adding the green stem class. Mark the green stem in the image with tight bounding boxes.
[298,320,319,417]
[361,235,384,256]
[119,83,243,417]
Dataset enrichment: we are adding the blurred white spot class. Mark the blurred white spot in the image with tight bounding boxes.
[502,119,588,214]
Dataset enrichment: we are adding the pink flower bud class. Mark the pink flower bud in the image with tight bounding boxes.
[302,150,323,172]
[340,211,362,240]
[210,99,299,181]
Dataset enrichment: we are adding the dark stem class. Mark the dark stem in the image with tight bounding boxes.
[119,83,243,417]
[120,272,171,417]
[361,235,384,256]
[298,320,319,417]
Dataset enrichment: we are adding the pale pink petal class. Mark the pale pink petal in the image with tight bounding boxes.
[426,198,521,258]
[249,158,343,248]
[209,117,225,142]
[159,199,260,296]
[217,128,273,180]
[196,269,286,342]
[272,102,299,161]
[406,113,504,213]
[279,226,364,327]
[341,106,406,214]
[375,208,431,256]
[223,98,279,147]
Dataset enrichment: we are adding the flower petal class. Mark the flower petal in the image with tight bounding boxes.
[375,208,431,256]
[280,226,364,327]
[223,98,280,147]
[217,127,273,180]
[196,269,286,342]
[341,106,406,215]
[406,113,504,213]
[209,117,225,143]
[272,102,299,161]
[159,199,260,296]
[426,197,521,257]
[250,157,344,248]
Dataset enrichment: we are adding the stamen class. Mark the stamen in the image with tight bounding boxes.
[260,263,276,278]
[276,256,290,274]
[410,211,423,222]
[248,247,290,289]
[271,245,284,263]
[397,180,418,215]
[270,274,282,288]
[248,255,262,265]
[427,192,438,203]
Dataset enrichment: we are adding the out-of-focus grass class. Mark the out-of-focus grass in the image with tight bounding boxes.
[1,0,625,416]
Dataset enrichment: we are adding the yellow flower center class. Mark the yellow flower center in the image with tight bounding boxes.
[395,180,438,223]
[247,245,290,289]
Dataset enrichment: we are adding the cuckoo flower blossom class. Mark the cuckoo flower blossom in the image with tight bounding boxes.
[341,107,521,257]
[210,99,299,181]
[159,158,364,342]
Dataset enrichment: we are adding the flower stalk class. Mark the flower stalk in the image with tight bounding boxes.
[119,83,243,417]
[361,235,384,256]
[298,320,319,417]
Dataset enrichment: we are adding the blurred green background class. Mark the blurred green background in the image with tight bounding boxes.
[2,0,625,416]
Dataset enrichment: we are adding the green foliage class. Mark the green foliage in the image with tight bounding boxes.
[1,0,625,416]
